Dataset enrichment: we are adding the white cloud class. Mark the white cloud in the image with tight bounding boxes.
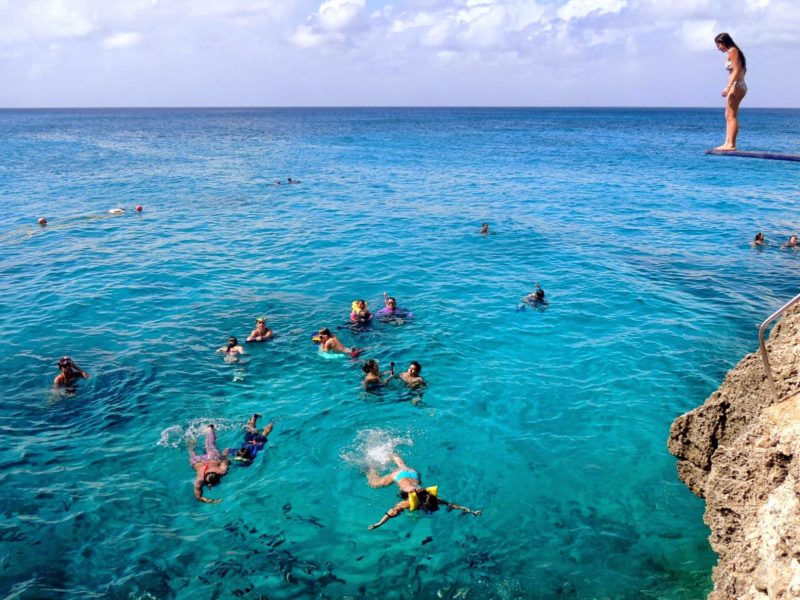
[558,0,627,21]
[102,31,142,49]
[681,19,717,52]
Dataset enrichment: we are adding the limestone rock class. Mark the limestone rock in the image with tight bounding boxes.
[668,302,800,599]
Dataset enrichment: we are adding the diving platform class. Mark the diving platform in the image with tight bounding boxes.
[705,149,800,162]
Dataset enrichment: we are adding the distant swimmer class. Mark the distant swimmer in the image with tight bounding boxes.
[287,177,301,184]
[751,232,765,247]
[317,327,362,357]
[246,317,273,342]
[480,223,489,235]
[782,235,799,249]
[399,361,425,389]
[375,292,413,322]
[54,356,89,388]
[714,33,747,151]
[366,453,481,530]
[188,424,229,503]
[108,208,125,215]
[522,282,547,305]
[231,413,274,466]
[362,359,395,390]
[217,336,245,361]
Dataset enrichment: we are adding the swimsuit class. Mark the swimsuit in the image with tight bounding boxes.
[232,431,268,465]
[393,469,418,482]
[725,58,747,92]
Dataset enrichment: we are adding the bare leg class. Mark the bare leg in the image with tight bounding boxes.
[260,423,274,437]
[246,413,261,431]
[716,89,746,150]
[367,467,395,488]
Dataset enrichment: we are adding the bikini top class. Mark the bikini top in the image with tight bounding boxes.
[724,58,733,71]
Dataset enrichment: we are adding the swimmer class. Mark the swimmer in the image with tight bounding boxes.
[217,336,245,360]
[287,177,301,184]
[188,424,229,503]
[317,328,360,356]
[54,356,89,387]
[376,293,413,321]
[751,232,765,247]
[362,359,395,389]
[350,299,372,324]
[108,208,125,215]
[366,453,481,530]
[232,413,274,465]
[480,223,489,235]
[782,235,799,249]
[246,317,273,342]
[522,282,547,305]
[399,361,426,389]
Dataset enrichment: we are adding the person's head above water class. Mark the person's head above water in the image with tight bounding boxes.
[227,337,238,348]
[408,361,422,374]
[386,297,397,308]
[362,359,379,375]
[480,223,489,233]
[714,32,746,68]
[318,327,332,338]
[417,488,440,513]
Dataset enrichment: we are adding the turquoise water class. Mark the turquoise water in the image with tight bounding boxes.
[1,108,799,599]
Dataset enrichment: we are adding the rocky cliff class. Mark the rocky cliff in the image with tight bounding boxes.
[668,302,800,599]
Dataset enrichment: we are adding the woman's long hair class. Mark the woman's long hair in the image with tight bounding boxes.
[715,32,746,70]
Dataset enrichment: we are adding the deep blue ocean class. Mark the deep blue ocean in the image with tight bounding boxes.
[1,108,799,599]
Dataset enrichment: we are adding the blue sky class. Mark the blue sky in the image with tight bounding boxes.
[1,0,798,107]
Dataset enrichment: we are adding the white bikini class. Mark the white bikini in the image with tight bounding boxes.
[725,56,747,92]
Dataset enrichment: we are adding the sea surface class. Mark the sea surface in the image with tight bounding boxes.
[1,107,799,599]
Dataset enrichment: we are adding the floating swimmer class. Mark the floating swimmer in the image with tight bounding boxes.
[231,413,274,467]
[366,453,481,530]
[350,299,372,324]
[362,359,395,390]
[287,177,301,184]
[217,336,246,361]
[782,235,799,249]
[375,292,413,322]
[53,356,89,388]
[398,361,425,389]
[246,316,273,342]
[189,424,229,504]
[108,208,125,215]
[480,223,489,235]
[521,282,547,306]
[751,232,766,247]
[316,328,362,358]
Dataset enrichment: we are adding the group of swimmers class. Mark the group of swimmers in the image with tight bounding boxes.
[752,232,800,249]
[50,223,552,527]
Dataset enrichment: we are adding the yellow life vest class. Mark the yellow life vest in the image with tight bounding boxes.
[408,486,438,511]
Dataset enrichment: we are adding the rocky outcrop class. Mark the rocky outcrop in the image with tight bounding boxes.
[668,302,800,599]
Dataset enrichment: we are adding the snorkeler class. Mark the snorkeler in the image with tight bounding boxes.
[375,292,413,321]
[317,328,361,357]
[350,299,372,324]
[54,356,89,387]
[217,336,245,360]
[399,361,425,388]
[522,282,547,305]
[480,223,489,234]
[366,453,481,530]
[287,177,301,184]
[189,424,230,504]
[246,317,273,342]
[231,413,274,466]
[362,359,395,389]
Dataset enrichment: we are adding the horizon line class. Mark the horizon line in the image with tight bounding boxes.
[1,105,799,111]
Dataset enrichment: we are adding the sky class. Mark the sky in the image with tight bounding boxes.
[0,0,798,107]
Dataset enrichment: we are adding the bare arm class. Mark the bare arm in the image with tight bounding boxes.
[194,480,222,504]
[368,501,408,530]
[439,497,482,516]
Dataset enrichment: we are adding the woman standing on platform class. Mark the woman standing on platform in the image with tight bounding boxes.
[714,33,747,151]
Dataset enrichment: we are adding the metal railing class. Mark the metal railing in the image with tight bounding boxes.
[758,292,800,401]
